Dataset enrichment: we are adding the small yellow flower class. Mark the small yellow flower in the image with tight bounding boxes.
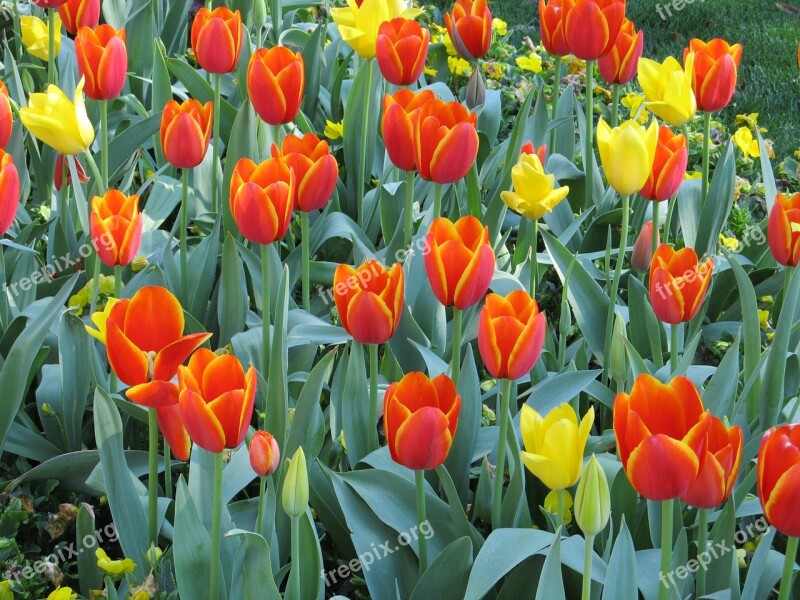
[492,17,507,36]
[719,234,739,252]
[733,127,760,160]
[483,61,504,80]
[68,288,90,314]
[767,331,775,342]
[96,548,136,575]
[516,53,543,74]
[130,591,152,600]
[760,295,775,304]
[685,171,703,179]
[564,54,584,75]
[620,92,649,125]
[423,65,437,77]
[544,489,573,525]
[324,120,344,140]
[85,297,120,343]
[758,309,770,331]
[442,32,456,56]
[447,56,471,77]
[21,14,62,61]
[47,588,78,600]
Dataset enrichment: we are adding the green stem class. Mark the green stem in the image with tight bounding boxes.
[611,83,620,127]
[530,219,539,296]
[100,100,109,188]
[404,170,415,248]
[164,451,172,500]
[491,379,512,529]
[300,211,310,312]
[581,533,595,600]
[261,243,271,383]
[664,193,677,245]
[602,194,630,384]
[451,307,462,384]
[47,8,56,85]
[415,469,428,576]
[701,112,711,204]
[584,61,595,209]
[556,488,565,531]
[110,265,122,393]
[658,499,674,600]
[357,59,373,228]
[209,451,224,600]
[670,322,681,374]
[651,203,659,260]
[778,535,799,600]
[550,54,562,153]
[89,246,102,316]
[433,183,442,220]
[147,408,159,548]
[212,74,221,215]
[368,343,379,453]
[289,517,302,597]
[696,508,709,597]
[180,169,189,304]
[256,476,267,538]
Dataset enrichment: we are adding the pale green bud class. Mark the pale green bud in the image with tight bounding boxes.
[282,447,308,519]
[574,455,610,537]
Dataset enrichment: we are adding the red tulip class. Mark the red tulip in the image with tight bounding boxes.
[247,46,305,125]
[768,193,800,267]
[649,244,713,325]
[229,157,294,245]
[521,141,547,164]
[191,7,243,74]
[563,0,625,61]
[0,82,12,150]
[683,38,743,113]
[0,151,20,236]
[413,98,478,184]
[681,415,742,508]
[160,99,213,169]
[639,125,687,202]
[270,133,337,212]
[90,190,142,267]
[382,88,435,172]
[75,25,128,101]
[54,155,89,191]
[598,18,643,85]
[57,0,100,34]
[376,18,430,86]
[758,423,800,537]
[249,430,280,477]
[539,0,570,56]
[31,0,68,7]
[445,0,492,60]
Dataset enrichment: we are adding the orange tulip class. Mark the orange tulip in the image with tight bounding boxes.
[191,7,242,75]
[649,244,713,325]
[598,18,643,85]
[680,415,742,508]
[639,125,687,202]
[444,0,492,60]
[105,286,211,409]
[229,157,294,245]
[54,155,89,191]
[270,133,337,213]
[0,151,20,236]
[157,403,191,462]
[563,0,625,61]
[384,371,461,470]
[768,193,800,267]
[0,82,12,149]
[538,0,570,56]
[249,430,280,477]
[413,98,478,184]
[90,190,142,267]
[613,373,712,501]
[75,25,128,101]
[178,348,256,453]
[57,0,99,34]
[160,99,213,169]
[424,216,495,309]
[247,46,305,126]
[333,260,404,344]
[758,423,800,537]
[382,88,435,172]
[375,18,430,86]
[478,290,546,380]
[521,141,547,165]
[683,38,742,112]
[31,0,67,7]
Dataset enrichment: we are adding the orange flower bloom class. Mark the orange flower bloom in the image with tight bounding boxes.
[563,0,625,61]
[384,371,461,470]
[680,415,742,508]
[247,46,305,126]
[376,18,430,86]
[424,216,495,309]
[538,0,570,56]
[249,430,280,477]
[191,7,242,74]
[0,151,20,236]
[444,0,492,60]
[54,155,89,191]
[159,99,213,169]
[382,88,435,172]
[75,25,128,101]
[478,290,546,380]
[0,83,12,150]
[90,190,142,267]
[270,133,337,213]
[57,0,99,34]
[639,125,687,202]
[521,140,547,164]
[413,98,478,184]
[598,18,643,85]
[758,423,800,537]
[649,244,713,325]
[333,260,404,344]
[768,193,800,267]
[178,348,257,453]
[157,403,191,462]
[229,157,294,245]
[683,38,743,113]
[613,374,712,501]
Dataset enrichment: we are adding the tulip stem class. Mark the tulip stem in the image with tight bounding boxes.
[696,508,709,597]
[664,193,677,245]
[651,204,659,260]
[368,343,379,453]
[611,83,620,127]
[290,515,301,596]
[492,378,512,529]
[701,112,711,204]
[584,61,595,209]
[261,243,271,384]
[451,307,462,384]
[209,451,223,600]
[581,533,595,600]
[602,193,629,384]
[550,54,562,154]
[99,100,110,188]
[778,535,799,600]
[47,8,56,85]
[180,169,189,304]
[556,488,565,531]
[147,408,158,548]
[300,211,310,312]
[530,219,539,296]
[404,170,414,248]
[357,59,373,229]
[110,265,122,394]
[658,498,674,600]
[256,475,267,539]
[433,183,442,220]
[670,323,681,374]
[164,451,172,500]
[415,469,428,576]
[212,74,221,215]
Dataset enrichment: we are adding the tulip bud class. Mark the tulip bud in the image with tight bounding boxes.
[282,447,308,519]
[609,312,628,384]
[631,220,659,272]
[249,430,280,477]
[574,455,610,537]
[466,68,486,109]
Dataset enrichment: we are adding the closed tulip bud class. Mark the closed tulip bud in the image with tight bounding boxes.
[631,220,659,272]
[521,141,547,165]
[758,423,800,536]
[562,0,625,61]
[614,374,712,500]
[769,193,800,266]
[333,260,404,344]
[465,68,485,109]
[608,311,628,383]
[0,83,12,150]
[384,372,461,470]
[382,88,435,172]
[683,38,742,113]
[90,191,142,267]
[57,0,100,35]
[681,416,742,508]
[598,18,643,85]
[229,157,294,245]
[520,403,594,490]
[54,155,89,191]
[331,0,422,59]
[597,118,658,196]
[538,0,570,56]
[445,0,492,60]
[20,79,95,155]
[21,14,61,61]
[249,431,281,477]
[247,47,305,126]
[191,8,242,74]
[649,244,713,325]
[637,56,697,127]
[75,25,128,101]
[270,133,337,213]
[282,447,309,519]
[640,126,688,201]
[501,153,569,220]
[0,151,20,236]
[413,99,478,184]
[159,99,213,169]
[574,455,610,537]
[376,18,430,86]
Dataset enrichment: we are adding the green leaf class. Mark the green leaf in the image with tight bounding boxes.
[174,476,221,599]
[341,341,369,465]
[695,141,736,258]
[757,130,778,213]
[534,530,565,600]
[267,266,291,448]
[410,537,474,600]
[285,350,335,462]
[58,313,91,452]
[76,504,103,597]
[226,530,282,600]
[218,233,247,346]
[602,518,637,600]
[444,347,481,503]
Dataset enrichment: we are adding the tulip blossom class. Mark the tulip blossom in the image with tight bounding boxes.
[159,99,213,169]
[333,260,404,344]
[21,14,61,61]
[768,193,800,267]
[478,290,546,380]
[229,157,294,245]
[413,99,478,184]
[57,0,100,34]
[249,430,280,477]
[375,18,429,86]
[758,423,800,537]
[270,133,337,213]
[247,47,305,126]
[613,374,712,501]
[424,216,495,309]
[444,0,492,60]
[681,415,742,509]
[0,151,20,236]
[191,7,242,74]
[382,88,435,172]
[501,153,569,219]
[90,190,143,267]
[562,0,625,61]
[54,155,89,191]
[597,118,658,196]
[75,25,128,101]
[598,18,643,85]
[330,0,422,59]
[384,372,461,470]
[637,56,697,127]
[520,141,547,165]
[683,38,743,113]
[631,220,659,273]
[639,126,688,201]
[538,0,570,56]
[19,79,95,155]
[0,83,11,150]
[31,0,68,6]
[649,244,714,325]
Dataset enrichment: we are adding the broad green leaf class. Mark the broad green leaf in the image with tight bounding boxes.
[602,518,637,600]
[410,537,474,600]
[218,233,247,346]
[534,530,565,600]
[226,530,281,600]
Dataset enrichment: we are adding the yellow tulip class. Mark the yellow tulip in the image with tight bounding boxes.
[47,589,77,600]
[596,118,658,196]
[637,55,696,126]
[520,403,594,491]
[500,153,569,220]
[19,78,95,155]
[21,14,61,61]
[330,0,422,59]
[95,548,137,575]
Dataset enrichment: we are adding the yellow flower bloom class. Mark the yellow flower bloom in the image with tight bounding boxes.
[733,127,760,160]
[20,78,95,155]
[637,56,696,127]
[620,92,649,125]
[685,171,703,179]
[516,54,543,74]
[767,331,775,342]
[564,54,584,75]
[47,588,78,600]
[719,234,739,252]
[758,309,770,331]
[544,489,573,524]
[85,297,120,343]
[21,14,61,61]
[330,0,422,59]
[520,403,594,490]
[423,65,437,77]
[501,153,569,220]
[597,118,658,196]
[492,17,507,36]
[483,61,504,80]
[447,56,471,77]
[96,548,136,575]
[442,32,456,56]
[324,120,343,140]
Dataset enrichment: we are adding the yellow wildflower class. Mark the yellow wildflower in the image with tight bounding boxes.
[447,56,471,77]
[96,548,136,575]
[719,234,739,252]
[423,65,437,77]
[733,127,760,160]
[324,120,344,140]
[492,17,507,36]
[685,171,703,179]
[483,61,504,80]
[516,53,543,74]
[758,309,770,331]
[620,92,649,125]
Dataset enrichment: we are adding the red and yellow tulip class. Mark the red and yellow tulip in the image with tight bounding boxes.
[413,98,478,184]
[249,430,280,477]
[229,157,294,245]
[598,18,643,85]
[159,99,212,169]
[375,18,430,86]
[444,0,492,60]
[683,38,743,113]
[758,423,800,537]
[680,415,742,509]
[382,88,435,172]
[649,244,713,325]
[57,0,99,34]
[90,190,142,267]
[538,0,570,56]
[639,125,688,202]
[75,25,127,101]
[0,83,10,150]
[247,47,304,126]
[0,151,20,236]
[563,0,625,61]
[191,7,242,74]
[271,133,337,213]
[768,193,800,267]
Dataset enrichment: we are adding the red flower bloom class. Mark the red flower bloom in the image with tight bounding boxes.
[191,7,243,74]
[376,18,430,86]
[683,38,743,112]
[247,46,305,125]
[75,25,128,101]
[445,0,492,60]
[382,88,435,172]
